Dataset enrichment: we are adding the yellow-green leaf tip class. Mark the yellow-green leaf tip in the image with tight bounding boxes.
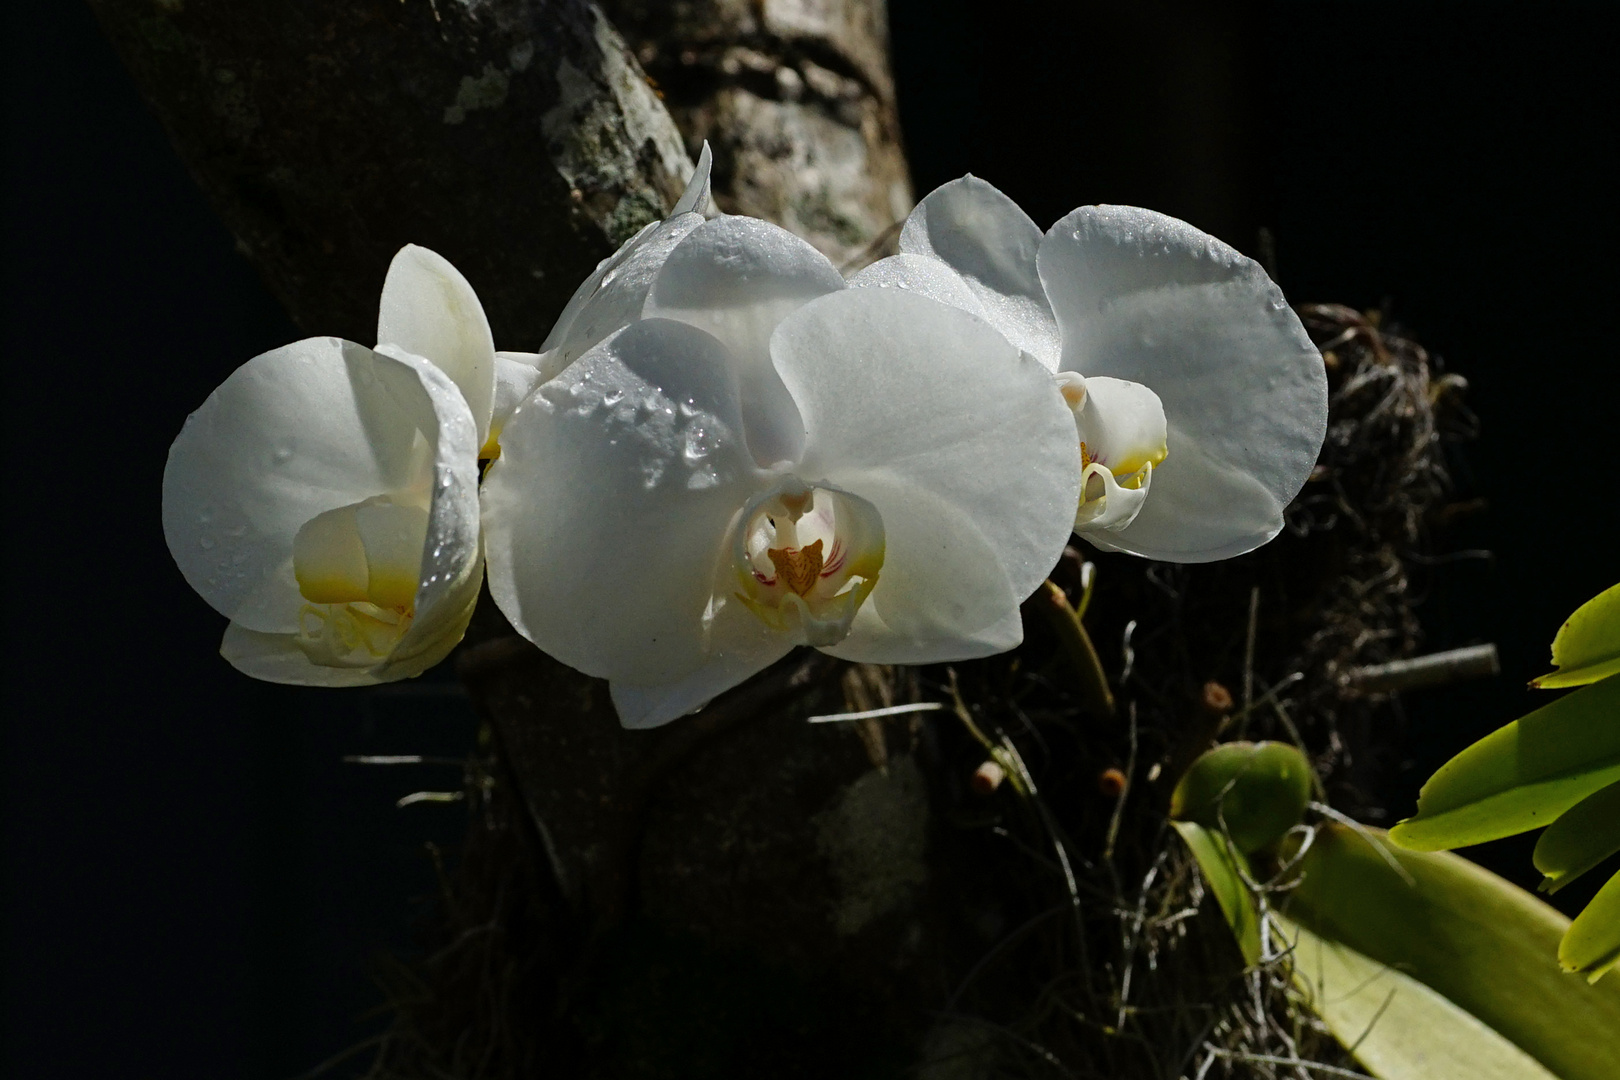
[1533,583,1620,689]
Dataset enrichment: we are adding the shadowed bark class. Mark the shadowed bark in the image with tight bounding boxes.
[87,0,693,348]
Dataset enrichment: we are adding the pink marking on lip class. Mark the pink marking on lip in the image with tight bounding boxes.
[820,539,846,577]
[754,571,776,586]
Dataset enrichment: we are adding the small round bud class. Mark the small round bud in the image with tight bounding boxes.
[971,759,1006,795]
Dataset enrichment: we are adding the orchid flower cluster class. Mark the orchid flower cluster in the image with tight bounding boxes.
[164,147,1327,729]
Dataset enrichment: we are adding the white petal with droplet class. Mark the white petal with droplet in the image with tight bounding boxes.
[482,318,762,687]
[646,215,845,466]
[900,175,1062,369]
[1039,205,1326,561]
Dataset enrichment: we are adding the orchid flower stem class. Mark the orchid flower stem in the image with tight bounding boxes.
[946,669,1031,799]
[1028,579,1116,719]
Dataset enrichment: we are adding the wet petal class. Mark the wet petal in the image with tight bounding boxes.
[772,290,1081,662]
[899,175,1062,368]
[646,215,845,466]
[537,214,706,374]
[1039,205,1327,562]
[376,244,496,444]
[163,338,463,633]
[482,318,762,687]
[848,253,990,321]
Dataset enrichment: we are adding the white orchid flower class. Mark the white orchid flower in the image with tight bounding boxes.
[163,245,505,685]
[854,176,1328,563]
[481,212,1081,729]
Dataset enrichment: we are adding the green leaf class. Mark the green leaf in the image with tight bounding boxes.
[1533,780,1620,893]
[1283,823,1620,1080]
[1278,913,1558,1080]
[1171,820,1261,966]
[1533,584,1620,689]
[1168,741,1313,854]
[1561,870,1620,983]
[1388,675,1620,851]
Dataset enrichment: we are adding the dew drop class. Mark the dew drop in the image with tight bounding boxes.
[223,524,247,538]
[199,536,216,550]
[272,445,293,464]
[603,389,624,406]
[683,426,710,464]
[896,280,910,290]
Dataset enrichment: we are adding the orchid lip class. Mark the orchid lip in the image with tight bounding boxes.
[1057,371,1168,533]
[727,476,885,648]
[290,492,429,666]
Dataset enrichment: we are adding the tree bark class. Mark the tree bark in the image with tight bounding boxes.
[86,0,692,348]
[601,0,913,266]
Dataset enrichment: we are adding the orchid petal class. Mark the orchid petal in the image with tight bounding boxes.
[899,175,1062,369]
[771,290,1081,662]
[376,244,496,444]
[669,140,717,219]
[489,351,546,454]
[165,339,450,632]
[646,215,845,466]
[482,318,763,687]
[609,601,795,729]
[1039,205,1327,562]
[847,253,990,321]
[537,214,706,374]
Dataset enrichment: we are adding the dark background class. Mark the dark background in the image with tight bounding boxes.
[5,1,1614,1076]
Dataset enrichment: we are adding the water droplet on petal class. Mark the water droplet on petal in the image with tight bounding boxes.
[199,536,216,550]
[683,426,710,464]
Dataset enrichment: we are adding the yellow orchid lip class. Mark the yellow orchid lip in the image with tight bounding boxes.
[290,493,430,667]
[729,477,885,647]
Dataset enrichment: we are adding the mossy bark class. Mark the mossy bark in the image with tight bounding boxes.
[87,0,692,347]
